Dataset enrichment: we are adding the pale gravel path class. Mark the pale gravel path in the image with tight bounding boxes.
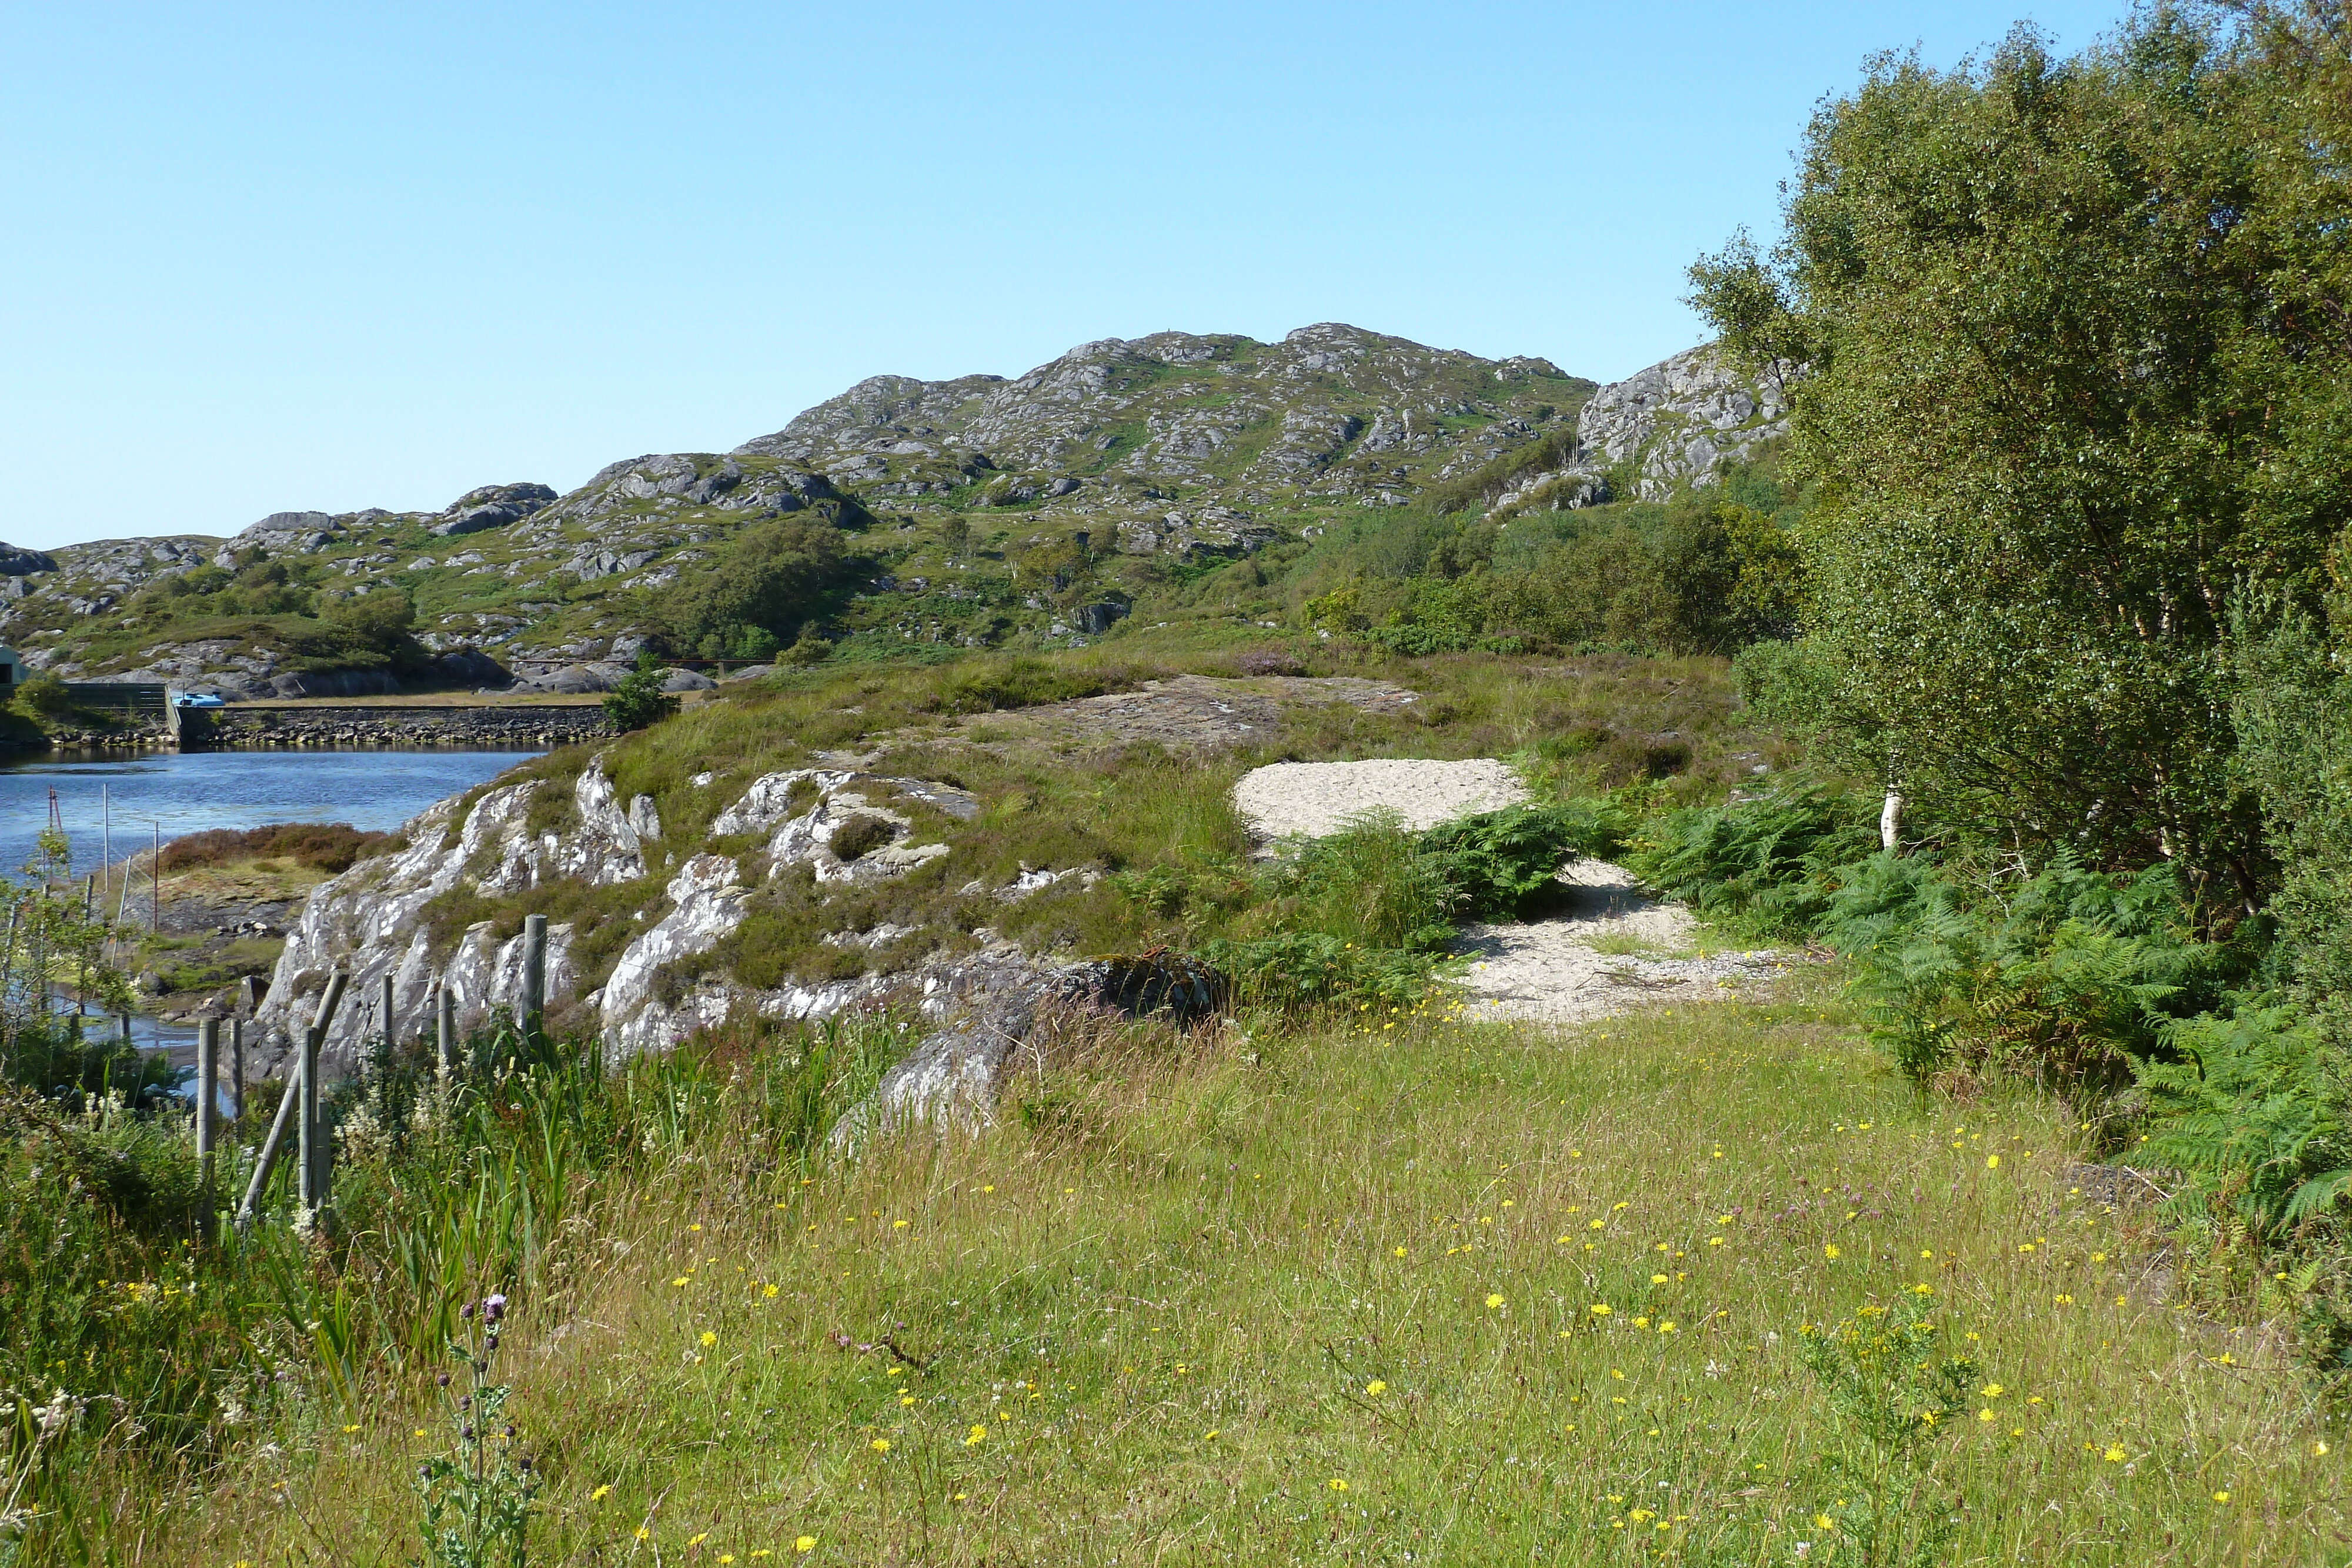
[1231,758,1793,1023]
[1452,860,1793,1025]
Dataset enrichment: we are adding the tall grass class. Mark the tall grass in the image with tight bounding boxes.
[0,1009,914,1564]
[134,973,2343,1566]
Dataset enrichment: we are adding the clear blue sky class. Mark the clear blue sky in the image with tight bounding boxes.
[1,1,2134,550]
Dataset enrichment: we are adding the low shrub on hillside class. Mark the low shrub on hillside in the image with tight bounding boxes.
[1422,801,1619,920]
[158,821,397,876]
[928,656,1158,715]
[1830,852,2236,1093]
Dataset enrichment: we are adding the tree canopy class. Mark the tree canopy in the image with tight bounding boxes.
[1692,1,2352,916]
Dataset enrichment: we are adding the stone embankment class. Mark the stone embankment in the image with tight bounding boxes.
[177,702,612,749]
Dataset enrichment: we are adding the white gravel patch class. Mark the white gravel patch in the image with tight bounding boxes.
[1232,757,1526,842]
[1230,757,1797,1023]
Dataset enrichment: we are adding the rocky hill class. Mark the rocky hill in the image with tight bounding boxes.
[0,326,1784,697]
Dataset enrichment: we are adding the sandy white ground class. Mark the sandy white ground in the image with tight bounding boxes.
[1232,757,1528,842]
[1231,758,1792,1022]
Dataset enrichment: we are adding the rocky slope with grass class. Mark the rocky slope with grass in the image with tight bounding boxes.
[0,330,1785,695]
[244,649,1778,1108]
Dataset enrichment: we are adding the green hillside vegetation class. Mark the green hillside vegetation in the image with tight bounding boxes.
[1,332,1598,690]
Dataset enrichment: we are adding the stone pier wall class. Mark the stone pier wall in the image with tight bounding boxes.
[176,702,613,749]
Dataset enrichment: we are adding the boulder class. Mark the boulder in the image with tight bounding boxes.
[267,668,402,699]
[659,668,717,693]
[524,662,627,695]
[1074,600,1131,636]
[434,648,513,688]
[0,543,57,577]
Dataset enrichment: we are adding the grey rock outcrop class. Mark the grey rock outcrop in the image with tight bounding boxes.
[248,755,1235,1136]
[1485,345,1795,520]
[0,543,57,577]
[710,767,975,885]
[266,668,402,700]
[250,759,646,1073]
[435,482,556,537]
[1574,346,1791,498]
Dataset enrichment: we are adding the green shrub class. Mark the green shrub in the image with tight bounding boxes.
[2140,1008,2350,1239]
[658,514,861,654]
[602,652,679,733]
[1265,811,1455,953]
[16,671,75,717]
[1831,854,2231,1092]
[828,814,896,863]
[1420,803,1615,920]
[1626,783,1878,935]
[1201,932,1449,1017]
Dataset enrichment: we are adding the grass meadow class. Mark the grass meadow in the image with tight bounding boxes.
[121,972,2343,1567]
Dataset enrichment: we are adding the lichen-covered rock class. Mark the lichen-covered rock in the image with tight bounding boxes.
[711,768,976,884]
[250,757,646,1072]
[596,852,751,1058]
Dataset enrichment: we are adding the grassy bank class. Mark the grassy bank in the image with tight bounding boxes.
[95,977,2343,1566]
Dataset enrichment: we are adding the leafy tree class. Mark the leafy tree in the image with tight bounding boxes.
[324,589,416,648]
[1690,7,2352,910]
[602,651,678,733]
[15,671,74,717]
[659,517,856,655]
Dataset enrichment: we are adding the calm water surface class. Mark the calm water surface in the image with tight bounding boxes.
[2,747,542,1072]
[0,747,540,881]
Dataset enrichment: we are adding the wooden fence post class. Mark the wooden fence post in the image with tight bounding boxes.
[298,1031,322,1212]
[375,971,395,1115]
[296,971,349,1220]
[436,984,455,1081]
[236,1072,301,1232]
[195,1016,218,1215]
[522,914,547,1046]
[230,1017,245,1119]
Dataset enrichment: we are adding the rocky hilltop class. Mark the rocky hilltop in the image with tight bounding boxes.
[0,327,1782,696]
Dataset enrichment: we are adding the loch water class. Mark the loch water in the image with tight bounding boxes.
[0,746,538,882]
[0,746,542,1071]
